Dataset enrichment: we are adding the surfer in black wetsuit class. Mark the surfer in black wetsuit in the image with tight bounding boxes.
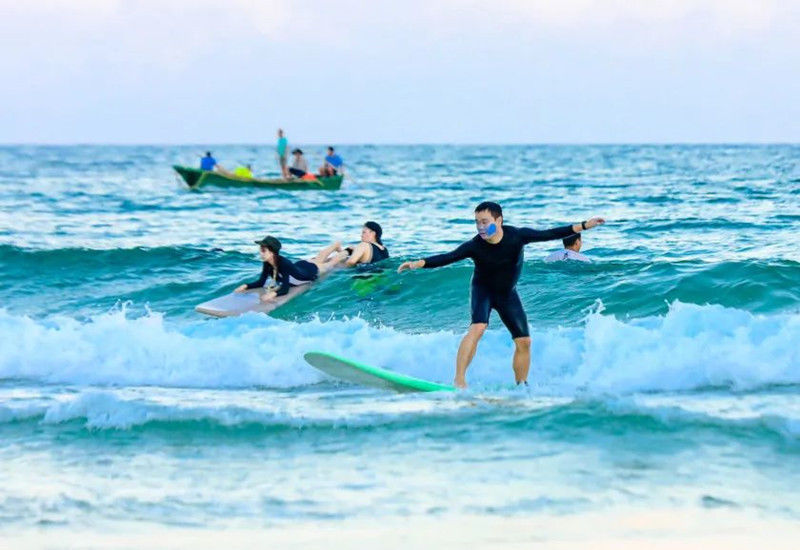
[341,221,389,267]
[235,236,345,303]
[398,201,605,388]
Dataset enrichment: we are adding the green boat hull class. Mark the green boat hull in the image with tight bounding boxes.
[173,165,343,190]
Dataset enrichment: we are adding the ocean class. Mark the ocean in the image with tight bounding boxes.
[1,144,799,548]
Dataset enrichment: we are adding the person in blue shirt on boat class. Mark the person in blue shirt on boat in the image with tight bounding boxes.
[277,129,289,178]
[319,146,343,177]
[200,151,217,171]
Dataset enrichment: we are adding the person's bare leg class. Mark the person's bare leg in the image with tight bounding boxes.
[315,253,347,275]
[310,247,348,275]
[313,242,341,263]
[454,323,487,388]
[512,336,532,384]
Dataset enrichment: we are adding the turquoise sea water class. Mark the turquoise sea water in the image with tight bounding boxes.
[1,145,799,541]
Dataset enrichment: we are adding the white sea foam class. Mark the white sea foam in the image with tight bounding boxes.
[0,302,798,394]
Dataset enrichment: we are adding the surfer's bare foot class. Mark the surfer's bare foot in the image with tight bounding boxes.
[234,284,247,293]
[454,376,467,389]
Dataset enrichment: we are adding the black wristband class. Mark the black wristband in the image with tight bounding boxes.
[581,220,587,230]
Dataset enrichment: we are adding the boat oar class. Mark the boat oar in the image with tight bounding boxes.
[341,166,359,185]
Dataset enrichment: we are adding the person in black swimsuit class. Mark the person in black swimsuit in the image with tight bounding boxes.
[235,236,345,303]
[398,201,605,388]
[340,221,389,267]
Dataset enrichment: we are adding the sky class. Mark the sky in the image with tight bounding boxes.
[0,0,798,144]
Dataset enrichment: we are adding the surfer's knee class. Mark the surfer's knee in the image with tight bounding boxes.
[468,323,488,339]
[514,336,531,350]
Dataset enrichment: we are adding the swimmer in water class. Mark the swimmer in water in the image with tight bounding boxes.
[397,201,605,388]
[339,221,389,267]
[543,233,591,263]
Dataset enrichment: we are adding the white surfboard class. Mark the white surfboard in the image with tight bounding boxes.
[195,285,312,318]
[196,262,347,318]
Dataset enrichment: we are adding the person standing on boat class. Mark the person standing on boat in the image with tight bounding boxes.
[288,148,309,178]
[397,201,605,388]
[200,151,217,171]
[319,146,343,176]
[277,129,289,178]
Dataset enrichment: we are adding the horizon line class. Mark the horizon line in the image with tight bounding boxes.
[0,141,798,147]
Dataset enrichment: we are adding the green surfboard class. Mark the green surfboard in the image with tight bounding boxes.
[303,351,456,393]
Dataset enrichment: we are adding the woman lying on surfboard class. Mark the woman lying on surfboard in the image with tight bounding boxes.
[234,236,345,303]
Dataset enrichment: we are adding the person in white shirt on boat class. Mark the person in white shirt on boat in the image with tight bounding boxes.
[288,148,309,178]
[543,233,591,263]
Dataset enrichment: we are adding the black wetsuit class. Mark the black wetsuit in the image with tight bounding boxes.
[369,243,389,263]
[423,224,575,338]
[245,255,319,296]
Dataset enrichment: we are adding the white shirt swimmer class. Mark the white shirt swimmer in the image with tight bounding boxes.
[544,249,591,263]
[544,233,591,263]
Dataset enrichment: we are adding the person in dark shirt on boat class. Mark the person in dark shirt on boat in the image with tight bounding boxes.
[200,151,217,171]
[319,146,343,176]
[397,201,605,388]
[235,236,345,303]
[288,148,309,178]
[340,221,389,266]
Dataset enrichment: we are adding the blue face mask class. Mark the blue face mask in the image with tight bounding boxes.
[476,221,497,239]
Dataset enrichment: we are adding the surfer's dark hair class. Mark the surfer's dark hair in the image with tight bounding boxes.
[563,233,581,248]
[474,201,502,219]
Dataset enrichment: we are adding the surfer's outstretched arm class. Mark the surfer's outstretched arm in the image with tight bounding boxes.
[397,241,473,273]
[520,217,605,244]
[397,259,425,272]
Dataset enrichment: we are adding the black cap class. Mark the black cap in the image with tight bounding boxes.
[291,148,303,155]
[364,221,383,244]
[254,235,281,253]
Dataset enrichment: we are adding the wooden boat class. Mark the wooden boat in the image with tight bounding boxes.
[173,165,344,190]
